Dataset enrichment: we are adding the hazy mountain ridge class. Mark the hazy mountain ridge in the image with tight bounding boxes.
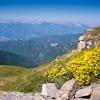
[0,22,88,40]
[0,22,88,67]
[0,34,81,67]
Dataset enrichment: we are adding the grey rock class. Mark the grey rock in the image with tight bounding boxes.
[90,85,100,100]
[75,86,92,98]
[78,41,86,50]
[59,79,78,100]
[41,83,59,98]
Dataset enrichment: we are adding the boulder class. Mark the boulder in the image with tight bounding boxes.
[59,79,78,100]
[90,85,100,100]
[41,83,59,98]
[75,86,92,98]
[78,41,86,50]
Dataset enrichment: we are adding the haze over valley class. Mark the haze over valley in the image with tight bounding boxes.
[0,22,87,67]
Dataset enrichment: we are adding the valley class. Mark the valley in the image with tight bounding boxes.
[0,22,85,67]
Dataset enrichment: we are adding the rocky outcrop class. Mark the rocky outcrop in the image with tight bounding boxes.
[78,34,93,50]
[78,27,100,50]
[78,35,85,48]
[78,40,86,50]
[0,80,100,100]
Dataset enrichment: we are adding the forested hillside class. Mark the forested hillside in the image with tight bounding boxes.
[0,51,33,67]
[0,34,80,67]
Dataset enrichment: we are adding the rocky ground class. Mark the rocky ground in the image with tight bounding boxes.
[0,92,52,100]
[0,79,100,100]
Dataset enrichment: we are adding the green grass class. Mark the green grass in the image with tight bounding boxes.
[0,64,51,93]
[0,65,29,78]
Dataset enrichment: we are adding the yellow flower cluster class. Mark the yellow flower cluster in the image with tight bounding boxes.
[44,55,68,81]
[44,47,100,85]
[67,47,100,85]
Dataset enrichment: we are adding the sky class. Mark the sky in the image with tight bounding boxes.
[0,0,100,26]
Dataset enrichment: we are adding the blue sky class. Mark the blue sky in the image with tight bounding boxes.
[0,0,100,26]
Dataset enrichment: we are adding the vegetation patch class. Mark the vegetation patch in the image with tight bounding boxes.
[0,64,50,92]
[45,47,100,86]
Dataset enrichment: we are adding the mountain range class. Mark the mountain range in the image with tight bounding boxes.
[0,22,88,40]
[0,22,88,67]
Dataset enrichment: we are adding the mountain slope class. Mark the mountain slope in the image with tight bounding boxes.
[0,51,33,67]
[0,34,81,66]
[0,64,49,92]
